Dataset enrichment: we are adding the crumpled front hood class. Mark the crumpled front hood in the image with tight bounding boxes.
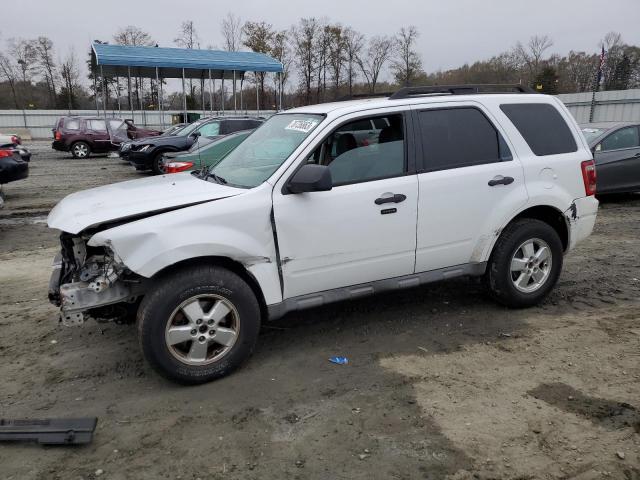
[48,173,243,234]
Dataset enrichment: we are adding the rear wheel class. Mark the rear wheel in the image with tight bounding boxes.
[137,265,261,384]
[71,141,90,159]
[485,219,563,308]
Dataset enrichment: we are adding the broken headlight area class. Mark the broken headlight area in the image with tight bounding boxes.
[49,233,146,326]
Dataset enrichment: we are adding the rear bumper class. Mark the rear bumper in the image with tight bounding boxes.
[52,141,68,152]
[565,195,598,251]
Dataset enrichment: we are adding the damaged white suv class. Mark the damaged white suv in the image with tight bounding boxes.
[48,85,598,384]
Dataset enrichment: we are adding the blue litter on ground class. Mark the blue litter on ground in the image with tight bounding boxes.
[329,356,349,365]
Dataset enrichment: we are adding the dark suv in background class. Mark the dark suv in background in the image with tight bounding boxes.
[124,116,264,174]
[52,117,161,158]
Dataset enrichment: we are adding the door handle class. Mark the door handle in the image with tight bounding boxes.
[633,152,640,158]
[488,175,514,187]
[375,193,406,205]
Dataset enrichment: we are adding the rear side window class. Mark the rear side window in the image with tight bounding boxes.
[64,118,80,130]
[87,119,107,131]
[500,103,577,156]
[417,107,510,171]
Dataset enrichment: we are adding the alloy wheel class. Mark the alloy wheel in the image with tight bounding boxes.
[73,143,88,158]
[509,237,553,293]
[164,294,240,366]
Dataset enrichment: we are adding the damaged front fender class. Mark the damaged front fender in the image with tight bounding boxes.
[87,184,283,305]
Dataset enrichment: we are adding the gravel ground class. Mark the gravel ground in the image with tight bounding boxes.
[0,141,639,480]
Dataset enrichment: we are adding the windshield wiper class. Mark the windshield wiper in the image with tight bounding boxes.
[203,170,227,185]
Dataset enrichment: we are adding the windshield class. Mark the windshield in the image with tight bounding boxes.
[210,114,323,188]
[581,127,606,143]
[177,119,210,137]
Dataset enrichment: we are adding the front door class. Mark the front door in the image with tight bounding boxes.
[273,111,418,299]
[412,104,528,273]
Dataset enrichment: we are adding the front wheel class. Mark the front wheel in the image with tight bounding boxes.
[485,219,563,308]
[151,152,166,175]
[137,265,261,384]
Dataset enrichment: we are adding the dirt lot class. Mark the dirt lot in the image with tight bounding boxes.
[0,141,639,480]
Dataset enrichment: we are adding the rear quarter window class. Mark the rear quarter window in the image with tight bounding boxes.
[64,118,80,130]
[500,103,577,156]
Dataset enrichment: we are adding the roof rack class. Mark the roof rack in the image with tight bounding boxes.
[389,84,535,100]
[337,92,396,102]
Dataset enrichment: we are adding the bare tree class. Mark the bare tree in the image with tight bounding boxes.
[358,35,394,93]
[174,21,200,104]
[391,26,423,86]
[0,51,21,108]
[514,35,554,82]
[60,49,81,110]
[113,26,154,47]
[270,30,292,108]
[8,38,37,85]
[243,21,274,109]
[33,36,58,107]
[113,26,155,111]
[174,20,200,49]
[314,22,331,102]
[562,51,597,92]
[221,13,243,52]
[600,31,625,90]
[343,27,364,96]
[291,18,319,104]
[326,24,346,97]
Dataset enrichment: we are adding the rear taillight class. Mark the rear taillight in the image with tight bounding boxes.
[10,135,21,145]
[581,159,597,196]
[55,131,62,141]
[0,150,13,158]
[165,161,194,173]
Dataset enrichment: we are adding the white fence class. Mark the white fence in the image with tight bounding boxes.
[557,89,640,124]
[0,109,275,139]
[2,89,640,138]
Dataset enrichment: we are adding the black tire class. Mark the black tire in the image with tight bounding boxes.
[70,141,90,159]
[485,218,563,308]
[151,151,166,175]
[137,265,261,384]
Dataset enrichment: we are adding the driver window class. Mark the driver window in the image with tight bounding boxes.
[198,122,221,137]
[306,113,405,186]
[600,126,640,151]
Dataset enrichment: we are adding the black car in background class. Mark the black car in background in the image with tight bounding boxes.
[0,149,29,185]
[125,116,264,174]
[581,122,640,194]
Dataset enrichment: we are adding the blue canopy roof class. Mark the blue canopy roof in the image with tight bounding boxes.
[92,43,283,79]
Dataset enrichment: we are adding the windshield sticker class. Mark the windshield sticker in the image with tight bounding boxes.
[285,119,318,133]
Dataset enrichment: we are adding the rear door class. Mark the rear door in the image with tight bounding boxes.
[594,125,640,193]
[412,102,528,273]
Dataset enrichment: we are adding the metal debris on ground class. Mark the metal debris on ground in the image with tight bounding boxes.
[329,356,348,365]
[0,417,97,445]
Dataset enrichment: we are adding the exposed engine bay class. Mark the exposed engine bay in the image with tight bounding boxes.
[48,233,147,326]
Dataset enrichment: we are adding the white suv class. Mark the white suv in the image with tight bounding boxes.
[48,85,599,384]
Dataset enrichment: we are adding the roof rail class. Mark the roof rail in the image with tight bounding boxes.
[389,84,535,100]
[337,92,396,102]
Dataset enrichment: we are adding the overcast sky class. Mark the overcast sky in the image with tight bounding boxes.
[2,0,639,83]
